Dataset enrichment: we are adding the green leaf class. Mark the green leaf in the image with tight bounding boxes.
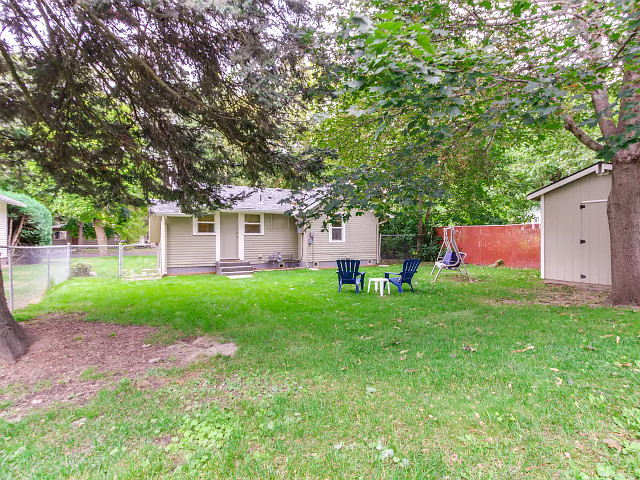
[416,34,436,55]
[377,21,403,33]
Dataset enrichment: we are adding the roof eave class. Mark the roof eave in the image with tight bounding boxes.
[0,194,26,208]
[526,162,612,201]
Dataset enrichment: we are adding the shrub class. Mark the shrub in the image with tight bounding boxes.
[0,191,52,246]
[71,262,93,277]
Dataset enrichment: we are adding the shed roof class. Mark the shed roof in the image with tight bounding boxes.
[150,186,294,216]
[526,162,612,201]
[0,193,26,208]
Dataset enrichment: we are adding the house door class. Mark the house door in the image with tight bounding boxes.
[220,213,239,259]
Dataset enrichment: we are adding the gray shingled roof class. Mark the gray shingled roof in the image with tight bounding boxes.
[150,186,294,215]
[0,193,26,208]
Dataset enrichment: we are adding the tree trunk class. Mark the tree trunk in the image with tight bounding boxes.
[0,269,30,364]
[607,157,640,306]
[77,222,84,245]
[9,215,24,246]
[94,219,108,256]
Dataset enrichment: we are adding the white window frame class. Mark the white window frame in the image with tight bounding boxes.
[53,231,67,240]
[244,213,264,236]
[329,220,345,243]
[192,215,216,235]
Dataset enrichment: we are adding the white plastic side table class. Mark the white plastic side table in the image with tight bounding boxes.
[368,277,391,296]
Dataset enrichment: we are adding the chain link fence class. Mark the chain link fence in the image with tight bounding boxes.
[1,245,70,311]
[121,244,160,280]
[379,234,441,263]
[1,243,159,311]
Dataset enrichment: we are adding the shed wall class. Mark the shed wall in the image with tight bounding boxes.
[543,173,611,285]
[166,216,216,268]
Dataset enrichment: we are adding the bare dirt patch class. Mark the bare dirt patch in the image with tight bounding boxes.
[488,284,611,308]
[0,314,237,418]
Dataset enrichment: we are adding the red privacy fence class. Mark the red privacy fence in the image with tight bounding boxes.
[437,224,541,269]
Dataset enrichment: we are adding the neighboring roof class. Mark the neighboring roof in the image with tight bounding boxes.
[150,186,294,215]
[0,193,26,208]
[526,162,612,201]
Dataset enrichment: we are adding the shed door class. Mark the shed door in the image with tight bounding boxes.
[220,213,239,259]
[578,201,611,285]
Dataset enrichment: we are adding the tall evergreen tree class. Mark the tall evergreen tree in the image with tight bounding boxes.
[0,0,326,363]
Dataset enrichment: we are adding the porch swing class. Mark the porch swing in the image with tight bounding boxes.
[431,226,472,282]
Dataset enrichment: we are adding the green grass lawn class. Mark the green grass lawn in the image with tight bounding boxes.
[4,266,640,479]
[5,255,157,309]
[71,254,158,278]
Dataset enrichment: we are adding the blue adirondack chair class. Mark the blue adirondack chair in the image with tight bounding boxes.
[385,259,421,293]
[337,259,366,293]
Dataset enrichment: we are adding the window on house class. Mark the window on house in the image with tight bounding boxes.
[193,215,215,234]
[329,220,345,242]
[244,214,263,234]
[53,231,67,240]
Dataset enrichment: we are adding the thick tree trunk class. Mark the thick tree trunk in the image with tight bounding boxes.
[607,157,640,306]
[77,222,84,245]
[94,219,108,256]
[0,269,30,364]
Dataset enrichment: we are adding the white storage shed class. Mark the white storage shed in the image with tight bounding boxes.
[527,162,613,286]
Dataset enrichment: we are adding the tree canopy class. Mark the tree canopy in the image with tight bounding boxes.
[0,0,328,211]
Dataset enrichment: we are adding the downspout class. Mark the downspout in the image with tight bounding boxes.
[160,215,167,275]
[377,218,389,265]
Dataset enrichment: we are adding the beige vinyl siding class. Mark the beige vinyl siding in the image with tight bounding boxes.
[166,216,216,268]
[148,215,162,243]
[302,211,378,263]
[543,173,611,285]
[0,202,7,257]
[244,214,298,262]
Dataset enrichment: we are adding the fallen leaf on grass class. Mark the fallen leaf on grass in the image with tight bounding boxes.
[603,334,614,338]
[583,345,598,351]
[512,346,535,354]
[555,377,563,386]
[549,368,559,372]
[462,345,477,352]
[602,438,622,452]
[415,352,425,358]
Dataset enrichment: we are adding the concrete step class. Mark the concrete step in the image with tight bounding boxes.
[219,261,251,268]
[219,266,254,275]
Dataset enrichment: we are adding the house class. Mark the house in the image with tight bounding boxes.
[148,186,381,275]
[527,162,612,286]
[0,193,27,262]
[51,223,119,245]
[51,224,69,245]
